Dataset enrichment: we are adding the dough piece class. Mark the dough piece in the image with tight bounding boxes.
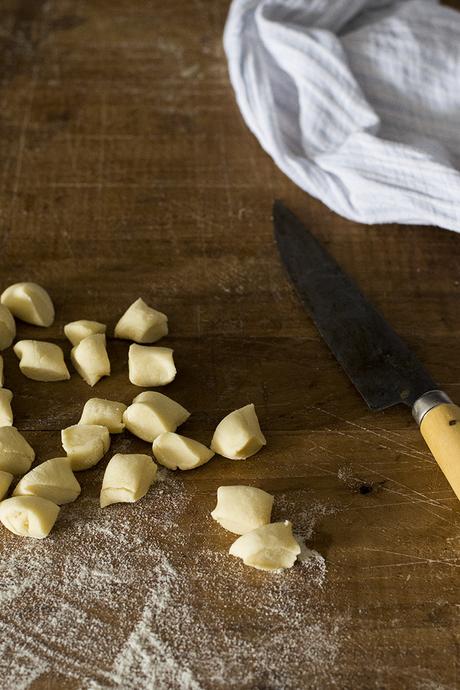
[71,333,110,386]
[100,453,157,508]
[0,470,13,500]
[211,404,266,460]
[0,427,35,475]
[229,521,301,571]
[61,424,110,471]
[0,304,16,350]
[0,496,59,538]
[0,354,3,387]
[114,298,168,343]
[14,340,70,382]
[13,456,81,504]
[123,391,190,442]
[79,398,126,433]
[152,432,214,470]
[0,388,13,426]
[0,282,54,327]
[64,320,106,346]
[128,344,176,387]
[211,485,274,535]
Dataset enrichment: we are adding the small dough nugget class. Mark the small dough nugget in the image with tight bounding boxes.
[115,298,168,343]
[0,304,16,350]
[0,427,35,475]
[123,391,189,442]
[211,485,274,535]
[62,424,110,471]
[100,453,157,508]
[79,398,126,433]
[211,404,266,460]
[1,282,54,327]
[229,521,301,571]
[64,320,106,346]
[71,333,110,386]
[0,496,59,538]
[153,432,214,471]
[14,340,70,382]
[0,388,13,426]
[0,470,13,500]
[128,344,176,387]
[14,456,81,504]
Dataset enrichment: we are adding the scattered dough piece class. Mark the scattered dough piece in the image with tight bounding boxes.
[0,496,59,538]
[14,340,70,382]
[14,457,81,504]
[0,304,16,350]
[100,453,157,508]
[115,298,168,343]
[0,470,13,500]
[211,485,274,535]
[0,388,13,426]
[211,404,266,460]
[71,333,110,386]
[0,282,54,327]
[123,391,190,442]
[0,427,35,475]
[64,320,106,346]
[229,521,301,571]
[79,398,126,433]
[0,355,4,387]
[128,344,176,387]
[153,432,214,470]
[61,424,110,471]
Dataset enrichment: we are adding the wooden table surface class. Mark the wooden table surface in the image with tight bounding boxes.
[0,2,459,689]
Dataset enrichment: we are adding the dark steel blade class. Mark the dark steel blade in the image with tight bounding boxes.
[273,200,436,411]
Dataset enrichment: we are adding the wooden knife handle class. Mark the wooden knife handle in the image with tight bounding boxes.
[419,402,460,501]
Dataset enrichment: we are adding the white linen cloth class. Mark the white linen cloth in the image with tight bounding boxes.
[224,0,460,231]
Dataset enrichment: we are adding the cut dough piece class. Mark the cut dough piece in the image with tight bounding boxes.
[71,333,110,386]
[0,354,3,386]
[211,485,274,535]
[0,427,35,475]
[64,320,106,346]
[229,521,301,571]
[100,453,157,508]
[0,470,13,500]
[61,424,110,471]
[79,398,126,433]
[128,344,176,387]
[0,282,54,327]
[153,432,214,470]
[13,457,81,504]
[123,391,190,442]
[115,298,168,343]
[211,404,266,460]
[0,388,13,426]
[14,340,70,382]
[0,496,59,538]
[0,304,16,350]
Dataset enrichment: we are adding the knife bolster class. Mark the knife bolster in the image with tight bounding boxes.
[412,390,452,426]
[419,401,460,501]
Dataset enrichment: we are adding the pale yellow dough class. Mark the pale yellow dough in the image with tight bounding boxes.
[211,404,266,459]
[114,298,168,343]
[0,354,3,387]
[71,333,110,386]
[64,320,106,346]
[211,485,274,535]
[14,456,81,504]
[61,424,110,471]
[14,340,70,382]
[0,427,35,475]
[123,391,190,442]
[0,282,54,327]
[0,388,13,426]
[153,432,214,470]
[128,344,176,387]
[0,495,60,538]
[229,521,300,571]
[79,398,126,433]
[0,470,13,500]
[100,453,157,508]
[0,304,16,350]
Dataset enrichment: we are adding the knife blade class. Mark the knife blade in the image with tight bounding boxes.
[273,200,460,501]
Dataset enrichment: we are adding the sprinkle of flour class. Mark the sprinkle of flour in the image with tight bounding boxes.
[0,472,341,689]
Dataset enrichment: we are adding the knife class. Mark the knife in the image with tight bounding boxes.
[273,200,460,502]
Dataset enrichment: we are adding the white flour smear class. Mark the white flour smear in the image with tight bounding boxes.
[0,475,340,689]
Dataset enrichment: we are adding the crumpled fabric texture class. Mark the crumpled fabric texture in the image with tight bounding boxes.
[224,0,460,231]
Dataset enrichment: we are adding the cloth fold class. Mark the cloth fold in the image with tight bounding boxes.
[224,0,460,231]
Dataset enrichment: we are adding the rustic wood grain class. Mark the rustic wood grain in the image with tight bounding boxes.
[0,1,459,689]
